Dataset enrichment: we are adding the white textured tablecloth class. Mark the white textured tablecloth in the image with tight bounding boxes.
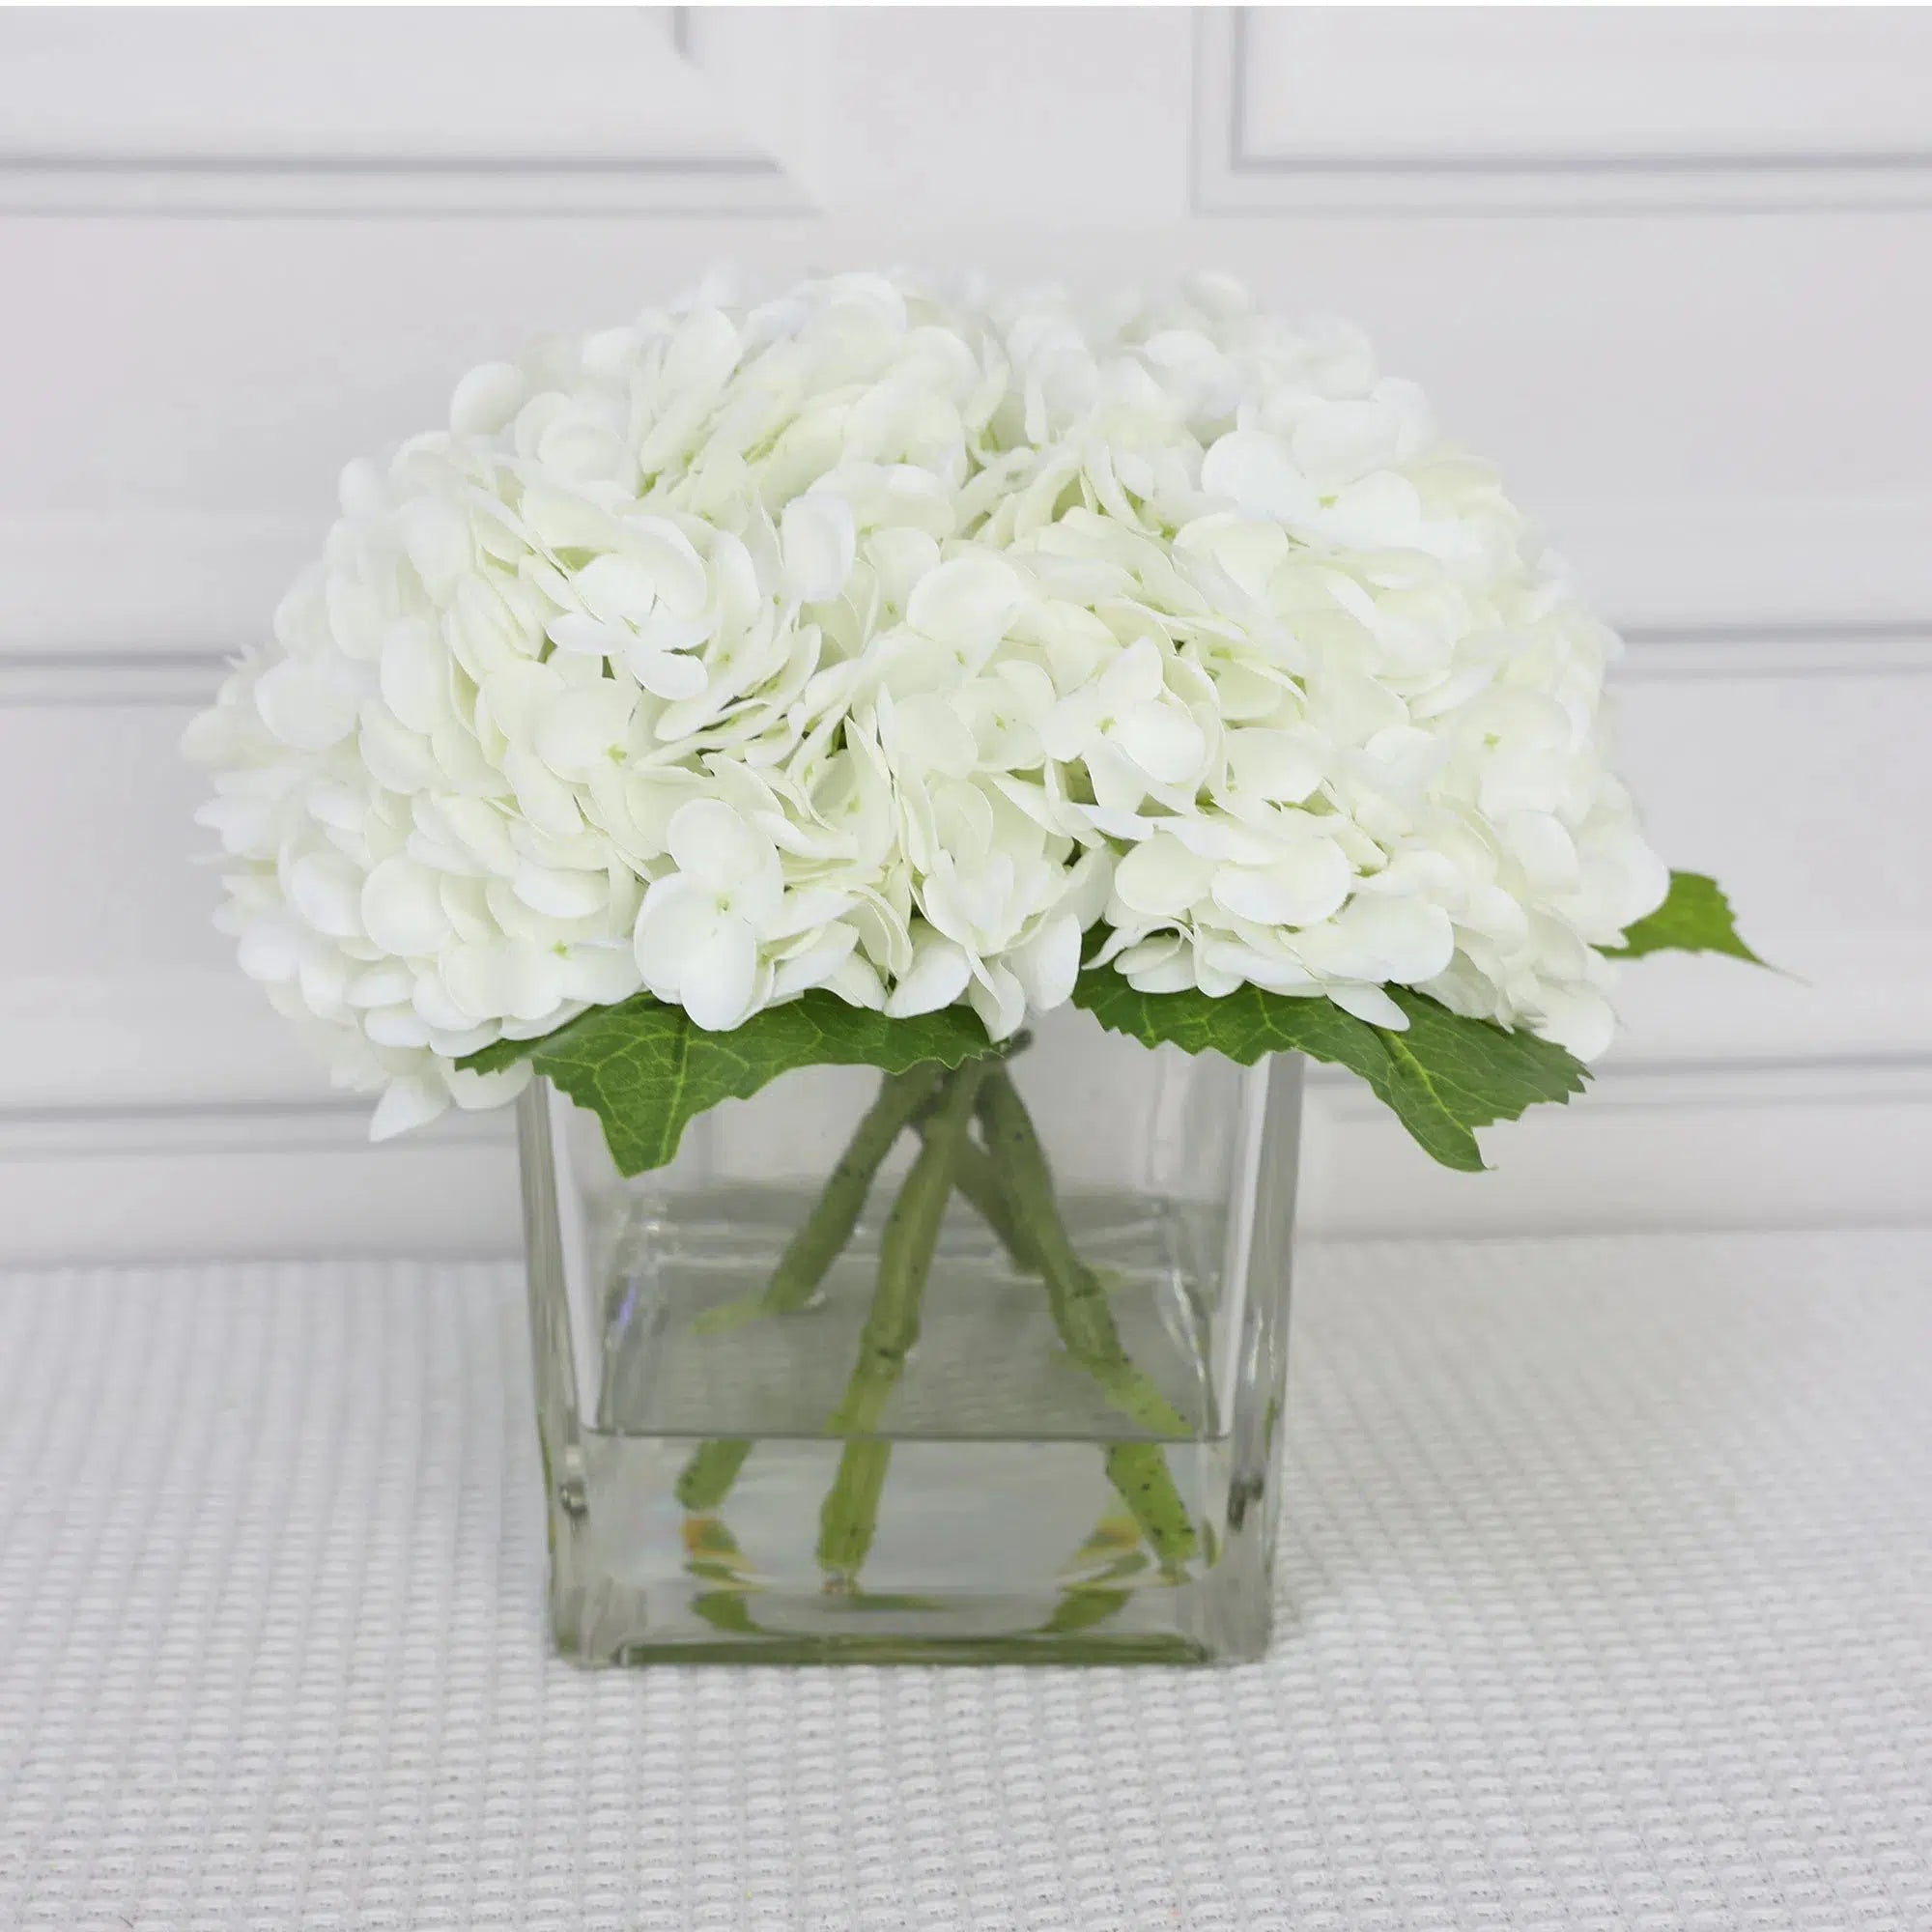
[1,1232,1927,1932]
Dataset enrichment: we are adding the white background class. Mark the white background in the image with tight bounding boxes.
[1,5,1928,1260]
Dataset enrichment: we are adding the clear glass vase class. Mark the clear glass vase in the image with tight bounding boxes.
[516,1009,1302,1664]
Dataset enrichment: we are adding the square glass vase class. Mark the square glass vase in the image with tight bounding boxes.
[516,1010,1302,1665]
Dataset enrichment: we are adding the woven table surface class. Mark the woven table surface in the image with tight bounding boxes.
[1,1232,1927,1932]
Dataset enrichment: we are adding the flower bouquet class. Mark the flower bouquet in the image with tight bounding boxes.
[189,272,1760,1663]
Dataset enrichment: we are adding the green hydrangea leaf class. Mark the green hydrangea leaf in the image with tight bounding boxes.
[458,990,1000,1177]
[1604,869,1764,965]
[1070,974,1588,1173]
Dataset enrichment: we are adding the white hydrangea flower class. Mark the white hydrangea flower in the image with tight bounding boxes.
[187,270,1668,1133]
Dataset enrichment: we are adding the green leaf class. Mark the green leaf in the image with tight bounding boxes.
[1070,973,1588,1172]
[458,990,1000,1177]
[1604,869,1764,965]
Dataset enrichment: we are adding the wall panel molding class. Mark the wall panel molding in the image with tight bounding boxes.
[14,1052,1922,1160]
[0,652,226,707]
[1616,624,1932,683]
[2,1052,1926,1262]
[0,1099,512,1163]
[0,9,812,214]
[1194,7,1932,214]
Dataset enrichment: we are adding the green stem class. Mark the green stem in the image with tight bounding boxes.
[816,1440,892,1590]
[766,1063,949,1313]
[1103,1444,1197,1575]
[1039,1584,1131,1635]
[977,1066,1200,1574]
[915,1122,1041,1273]
[675,1437,752,1513]
[1038,1508,1149,1636]
[816,1061,989,1588]
[684,1514,764,1634]
[676,1063,945,1512]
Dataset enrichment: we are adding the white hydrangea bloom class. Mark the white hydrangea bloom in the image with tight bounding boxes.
[188,270,1667,1133]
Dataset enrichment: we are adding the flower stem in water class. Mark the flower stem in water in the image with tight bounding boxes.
[915,1122,1041,1273]
[674,1437,753,1513]
[674,1063,945,1512]
[817,1061,989,1588]
[977,1065,1200,1574]
[767,1062,948,1313]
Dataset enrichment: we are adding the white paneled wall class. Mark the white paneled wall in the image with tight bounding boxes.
[2,7,1928,1260]
[1198,8,1932,209]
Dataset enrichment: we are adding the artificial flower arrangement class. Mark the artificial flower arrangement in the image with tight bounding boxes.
[188,272,1759,1663]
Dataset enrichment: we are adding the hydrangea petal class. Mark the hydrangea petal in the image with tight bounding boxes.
[1200,430,1318,524]
[449,360,527,437]
[1327,982,1408,1030]
[781,493,858,604]
[361,856,454,957]
[1211,838,1351,928]
[680,916,762,1032]
[1114,835,1212,918]
[1111,702,1207,787]
[255,655,363,752]
[288,853,364,939]
[906,555,1024,659]
[884,931,973,1017]
[667,799,769,890]
[628,643,710,701]
[1009,911,1082,1013]
[371,1075,450,1141]
[532,682,636,779]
